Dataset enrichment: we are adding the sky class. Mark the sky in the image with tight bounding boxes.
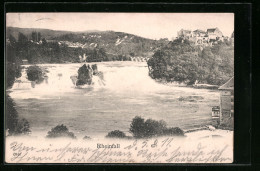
[6,13,234,40]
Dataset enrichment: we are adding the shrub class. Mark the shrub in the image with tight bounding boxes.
[106,130,126,138]
[130,116,184,138]
[83,136,91,140]
[129,116,146,138]
[163,127,185,136]
[27,65,44,84]
[6,95,31,136]
[143,119,167,138]
[46,124,76,139]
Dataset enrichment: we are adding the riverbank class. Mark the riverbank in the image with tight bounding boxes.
[154,79,219,90]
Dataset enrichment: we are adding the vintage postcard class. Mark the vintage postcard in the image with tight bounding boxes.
[5,13,234,163]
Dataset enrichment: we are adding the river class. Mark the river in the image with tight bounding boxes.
[8,61,219,138]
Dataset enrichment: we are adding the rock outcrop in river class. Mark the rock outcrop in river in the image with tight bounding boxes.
[26,65,48,88]
[73,64,105,87]
[76,64,93,86]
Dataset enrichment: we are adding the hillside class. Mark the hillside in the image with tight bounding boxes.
[6,27,74,40]
[147,38,234,86]
[6,27,168,58]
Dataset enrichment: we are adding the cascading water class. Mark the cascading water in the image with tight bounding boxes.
[8,61,219,138]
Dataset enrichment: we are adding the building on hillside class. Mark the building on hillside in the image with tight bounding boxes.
[218,77,234,127]
[176,28,225,46]
[192,29,207,37]
[177,29,192,39]
[207,27,223,41]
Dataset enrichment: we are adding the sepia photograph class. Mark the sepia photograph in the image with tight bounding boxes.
[5,13,234,163]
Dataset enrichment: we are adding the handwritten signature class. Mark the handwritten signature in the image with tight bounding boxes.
[8,138,232,163]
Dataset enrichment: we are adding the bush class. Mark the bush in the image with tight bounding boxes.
[27,66,45,84]
[129,116,146,138]
[143,119,167,138]
[6,95,31,135]
[130,116,184,138]
[106,130,126,138]
[163,127,185,136]
[83,136,91,140]
[46,124,76,139]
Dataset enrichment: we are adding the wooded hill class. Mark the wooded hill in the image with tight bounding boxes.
[147,38,234,85]
[6,27,169,63]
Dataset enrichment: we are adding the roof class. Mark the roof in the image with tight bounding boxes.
[193,29,206,33]
[207,28,217,33]
[218,77,234,90]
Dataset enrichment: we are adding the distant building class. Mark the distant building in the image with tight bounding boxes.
[218,77,234,126]
[192,29,207,37]
[176,27,225,46]
[177,29,192,39]
[207,27,223,41]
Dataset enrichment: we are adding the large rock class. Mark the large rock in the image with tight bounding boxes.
[27,65,45,84]
[91,64,104,80]
[76,64,93,86]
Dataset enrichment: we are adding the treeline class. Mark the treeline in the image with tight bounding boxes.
[6,32,132,64]
[54,31,163,56]
[45,116,184,139]
[6,33,31,135]
[147,38,234,85]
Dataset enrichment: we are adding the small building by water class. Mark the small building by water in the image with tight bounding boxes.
[218,77,234,127]
[212,106,220,118]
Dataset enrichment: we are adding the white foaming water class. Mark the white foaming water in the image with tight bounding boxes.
[8,61,219,137]
[10,61,217,99]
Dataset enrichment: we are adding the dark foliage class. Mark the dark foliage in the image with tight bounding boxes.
[6,44,22,89]
[6,35,31,136]
[46,124,76,139]
[129,116,146,138]
[106,130,126,138]
[26,65,45,84]
[163,127,185,136]
[147,38,234,85]
[18,32,28,43]
[129,116,184,138]
[6,95,31,135]
[83,136,91,140]
[76,64,93,86]
[6,28,170,63]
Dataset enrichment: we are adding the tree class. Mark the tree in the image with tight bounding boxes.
[46,124,76,139]
[129,116,146,138]
[18,32,28,43]
[9,34,16,44]
[38,32,41,41]
[6,95,31,135]
[147,38,233,85]
[31,31,37,42]
[129,116,184,138]
[106,130,126,138]
[42,38,47,45]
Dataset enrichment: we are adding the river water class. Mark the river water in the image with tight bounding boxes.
[8,61,219,138]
